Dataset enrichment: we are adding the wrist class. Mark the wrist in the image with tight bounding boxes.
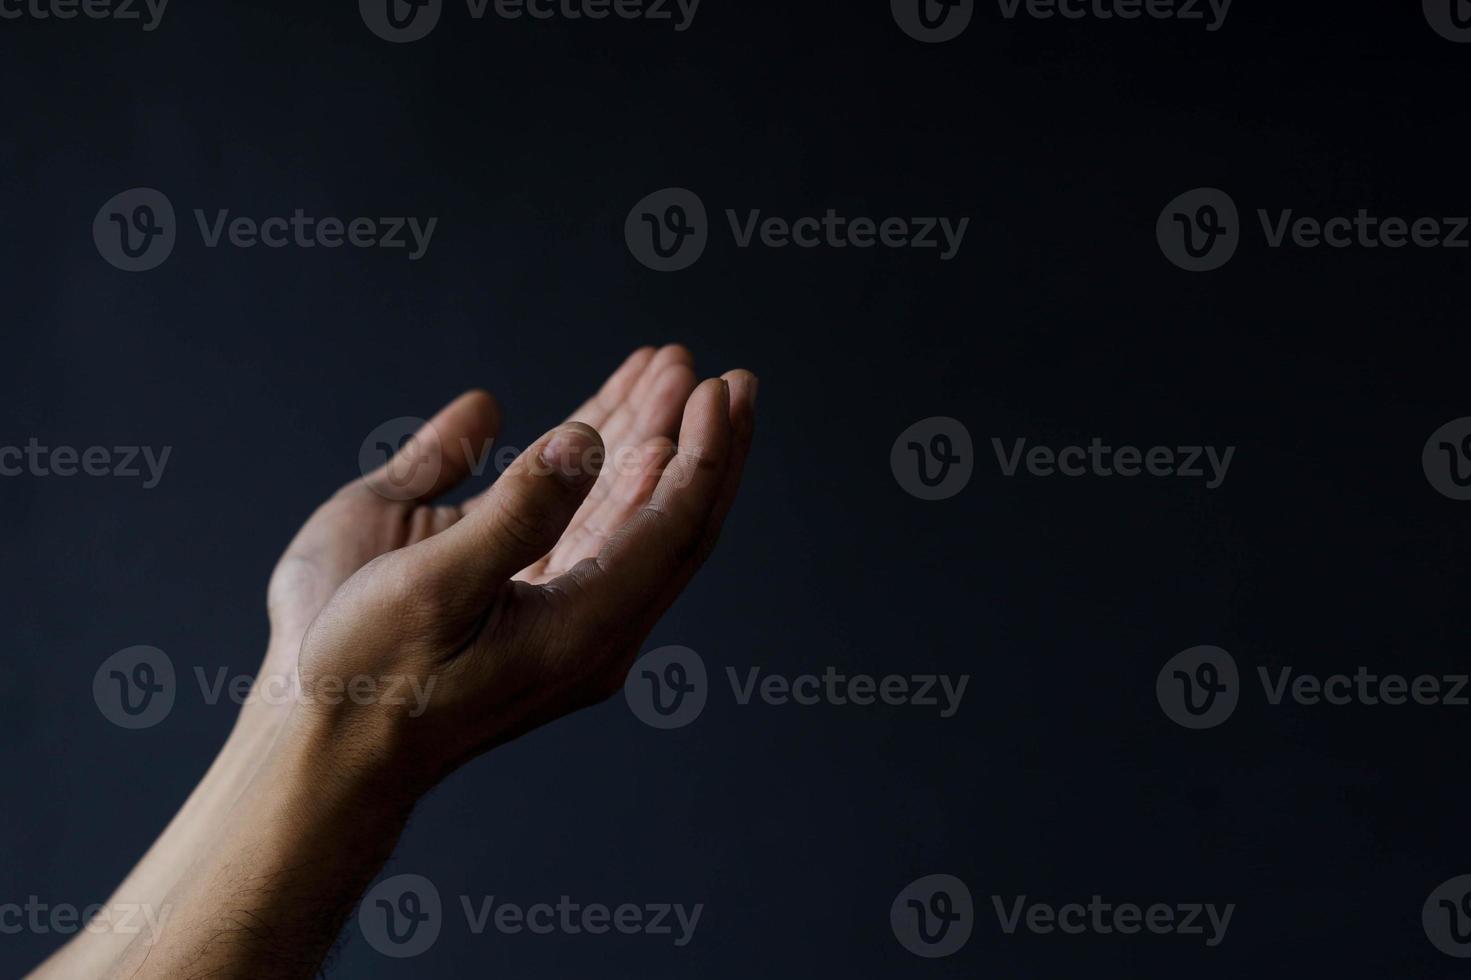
[276,703,432,811]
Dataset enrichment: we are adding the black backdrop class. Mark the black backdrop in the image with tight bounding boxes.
[3,1,1471,976]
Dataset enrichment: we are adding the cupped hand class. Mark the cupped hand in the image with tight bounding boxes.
[257,347,694,700]
[266,348,755,785]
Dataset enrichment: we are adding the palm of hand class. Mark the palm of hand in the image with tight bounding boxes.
[257,346,701,705]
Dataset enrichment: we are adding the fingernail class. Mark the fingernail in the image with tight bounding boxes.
[719,378,731,409]
[539,428,602,487]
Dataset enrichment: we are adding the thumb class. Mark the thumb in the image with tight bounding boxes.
[420,422,604,593]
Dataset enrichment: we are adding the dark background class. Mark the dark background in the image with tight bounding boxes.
[3,1,1470,976]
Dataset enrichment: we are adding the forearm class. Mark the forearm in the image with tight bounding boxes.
[103,708,416,980]
[27,649,294,979]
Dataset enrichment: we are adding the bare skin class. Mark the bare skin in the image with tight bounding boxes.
[27,346,757,980]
